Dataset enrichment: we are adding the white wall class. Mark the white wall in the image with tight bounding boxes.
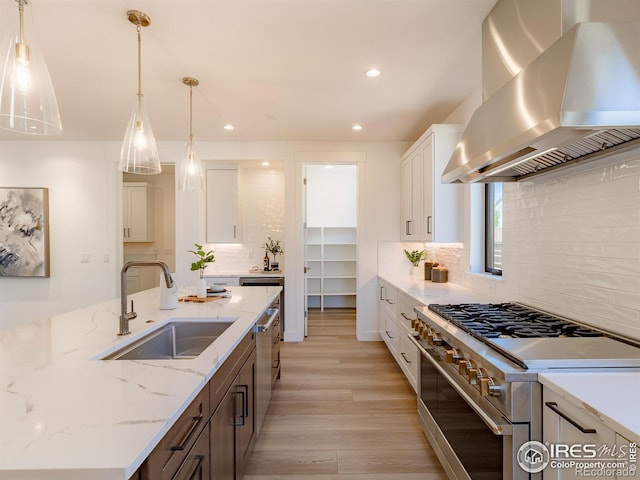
[0,141,121,328]
[0,140,406,343]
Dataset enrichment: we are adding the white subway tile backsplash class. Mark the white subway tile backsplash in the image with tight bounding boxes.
[498,150,640,340]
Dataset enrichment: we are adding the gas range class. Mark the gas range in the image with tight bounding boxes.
[410,302,640,480]
[424,302,640,371]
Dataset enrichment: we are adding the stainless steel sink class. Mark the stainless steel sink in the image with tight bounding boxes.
[102,320,235,360]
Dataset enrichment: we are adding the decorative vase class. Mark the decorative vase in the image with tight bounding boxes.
[411,265,421,276]
[197,277,207,299]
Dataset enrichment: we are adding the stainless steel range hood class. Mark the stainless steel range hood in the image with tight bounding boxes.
[442,21,640,183]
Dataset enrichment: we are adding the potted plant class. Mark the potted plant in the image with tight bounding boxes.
[404,249,425,276]
[263,236,283,271]
[189,243,215,298]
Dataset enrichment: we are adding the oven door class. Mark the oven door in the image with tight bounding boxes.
[409,335,531,480]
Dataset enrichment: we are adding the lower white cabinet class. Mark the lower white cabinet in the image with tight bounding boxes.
[542,388,627,480]
[378,278,419,392]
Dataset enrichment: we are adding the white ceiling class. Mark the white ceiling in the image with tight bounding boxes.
[0,0,497,142]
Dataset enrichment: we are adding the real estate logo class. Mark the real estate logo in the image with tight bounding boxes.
[517,441,550,473]
[517,440,637,477]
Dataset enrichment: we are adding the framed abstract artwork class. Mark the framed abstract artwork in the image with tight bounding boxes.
[0,187,50,277]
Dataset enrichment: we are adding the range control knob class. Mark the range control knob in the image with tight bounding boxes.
[445,348,461,364]
[428,330,443,346]
[459,359,476,376]
[480,377,501,397]
[468,366,486,385]
[411,319,420,331]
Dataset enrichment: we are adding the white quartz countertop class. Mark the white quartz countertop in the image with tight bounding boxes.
[0,285,281,480]
[204,270,284,277]
[377,273,491,306]
[539,372,640,443]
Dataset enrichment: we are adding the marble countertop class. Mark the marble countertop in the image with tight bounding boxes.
[539,372,640,442]
[0,285,280,480]
[377,273,491,306]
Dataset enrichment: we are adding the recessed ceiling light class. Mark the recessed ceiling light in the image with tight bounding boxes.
[352,124,363,131]
[224,124,234,131]
[262,161,270,167]
[365,68,381,78]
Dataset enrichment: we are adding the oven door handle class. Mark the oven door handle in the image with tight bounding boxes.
[407,333,513,436]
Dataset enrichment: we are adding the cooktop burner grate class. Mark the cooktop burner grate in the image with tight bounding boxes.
[429,303,603,339]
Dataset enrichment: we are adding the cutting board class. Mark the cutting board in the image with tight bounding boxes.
[178,295,226,303]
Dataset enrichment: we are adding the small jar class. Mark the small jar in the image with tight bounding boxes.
[431,266,448,283]
[424,261,439,281]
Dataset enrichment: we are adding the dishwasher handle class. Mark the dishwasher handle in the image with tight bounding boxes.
[255,308,279,332]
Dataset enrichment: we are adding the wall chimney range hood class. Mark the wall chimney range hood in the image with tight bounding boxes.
[442,20,640,183]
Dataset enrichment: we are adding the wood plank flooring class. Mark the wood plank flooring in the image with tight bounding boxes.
[244,308,447,480]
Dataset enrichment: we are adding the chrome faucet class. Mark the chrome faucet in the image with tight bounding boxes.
[120,261,174,335]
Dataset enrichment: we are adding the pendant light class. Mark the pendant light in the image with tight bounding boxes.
[179,77,204,191]
[0,0,62,135]
[119,10,160,175]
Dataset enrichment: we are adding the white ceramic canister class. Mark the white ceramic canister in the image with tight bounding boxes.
[159,272,178,309]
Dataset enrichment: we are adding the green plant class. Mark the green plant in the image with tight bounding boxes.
[188,243,215,278]
[263,236,283,261]
[404,249,425,266]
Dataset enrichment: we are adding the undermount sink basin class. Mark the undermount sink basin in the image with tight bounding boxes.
[102,320,235,360]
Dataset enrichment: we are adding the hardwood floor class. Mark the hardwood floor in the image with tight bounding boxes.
[244,308,447,480]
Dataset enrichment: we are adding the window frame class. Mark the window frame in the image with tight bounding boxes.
[484,183,503,276]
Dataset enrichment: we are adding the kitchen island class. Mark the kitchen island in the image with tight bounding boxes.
[0,285,281,480]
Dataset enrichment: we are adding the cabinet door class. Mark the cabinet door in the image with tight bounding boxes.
[123,183,153,242]
[421,135,434,242]
[235,350,256,479]
[206,170,239,243]
[543,388,617,480]
[400,149,423,240]
[210,388,236,480]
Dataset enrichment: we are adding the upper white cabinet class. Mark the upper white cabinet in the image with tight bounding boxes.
[206,169,239,243]
[400,124,463,242]
[123,182,154,242]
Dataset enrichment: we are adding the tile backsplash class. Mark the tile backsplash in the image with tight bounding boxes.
[205,167,285,274]
[487,150,640,341]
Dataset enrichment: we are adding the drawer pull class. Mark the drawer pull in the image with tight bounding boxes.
[173,454,204,480]
[385,330,395,339]
[170,413,204,451]
[234,390,245,426]
[400,352,411,364]
[400,312,414,321]
[545,402,597,434]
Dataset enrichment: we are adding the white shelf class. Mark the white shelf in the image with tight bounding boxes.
[305,226,357,311]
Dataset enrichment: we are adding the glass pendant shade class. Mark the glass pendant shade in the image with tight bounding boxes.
[120,93,161,174]
[0,0,62,135]
[179,137,204,191]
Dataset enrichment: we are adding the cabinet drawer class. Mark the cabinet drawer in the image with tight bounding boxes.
[171,425,210,480]
[398,292,423,331]
[141,388,209,480]
[205,276,240,287]
[397,331,418,392]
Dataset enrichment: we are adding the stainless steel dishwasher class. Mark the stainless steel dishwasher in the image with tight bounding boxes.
[239,276,284,337]
[254,302,280,436]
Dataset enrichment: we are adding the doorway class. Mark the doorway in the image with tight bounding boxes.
[122,165,176,294]
[304,164,358,335]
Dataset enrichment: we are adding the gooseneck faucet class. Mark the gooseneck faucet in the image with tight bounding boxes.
[120,261,174,335]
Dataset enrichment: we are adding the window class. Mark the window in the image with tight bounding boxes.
[485,183,503,275]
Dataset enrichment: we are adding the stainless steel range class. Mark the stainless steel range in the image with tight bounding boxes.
[409,302,640,480]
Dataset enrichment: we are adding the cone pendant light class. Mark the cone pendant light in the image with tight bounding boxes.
[179,77,204,191]
[0,0,62,135]
[119,10,160,174]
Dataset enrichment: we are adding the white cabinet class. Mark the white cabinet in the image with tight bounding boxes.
[123,182,154,242]
[206,169,239,243]
[377,279,421,393]
[543,388,618,480]
[306,227,356,310]
[396,292,422,392]
[378,278,398,355]
[400,124,463,242]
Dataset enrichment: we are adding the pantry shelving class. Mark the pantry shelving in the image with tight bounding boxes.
[305,226,357,310]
